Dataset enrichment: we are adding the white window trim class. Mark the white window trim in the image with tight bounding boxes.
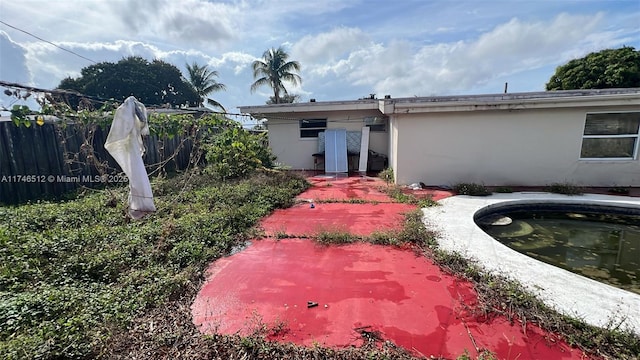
[579,111,640,161]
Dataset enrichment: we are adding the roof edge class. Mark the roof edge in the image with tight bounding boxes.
[238,88,640,115]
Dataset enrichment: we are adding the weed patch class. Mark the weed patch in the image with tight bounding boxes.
[314,227,360,245]
[378,167,394,184]
[453,183,492,196]
[381,185,439,208]
[546,182,584,195]
[494,186,513,193]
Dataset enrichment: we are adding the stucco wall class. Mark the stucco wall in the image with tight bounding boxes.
[394,106,640,186]
[267,110,389,169]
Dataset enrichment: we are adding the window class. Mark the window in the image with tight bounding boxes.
[364,116,388,132]
[299,119,326,138]
[580,112,640,159]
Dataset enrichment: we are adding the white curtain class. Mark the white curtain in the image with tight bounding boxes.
[104,96,156,219]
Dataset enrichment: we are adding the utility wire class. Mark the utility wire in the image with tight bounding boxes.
[0,80,265,123]
[0,20,97,64]
[1,80,370,125]
[0,21,241,112]
[0,80,104,101]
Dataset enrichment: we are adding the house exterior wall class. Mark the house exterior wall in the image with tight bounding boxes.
[266,110,389,169]
[394,105,640,186]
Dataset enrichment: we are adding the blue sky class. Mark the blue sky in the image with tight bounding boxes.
[1,0,639,118]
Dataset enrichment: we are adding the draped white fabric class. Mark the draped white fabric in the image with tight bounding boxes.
[104,96,156,219]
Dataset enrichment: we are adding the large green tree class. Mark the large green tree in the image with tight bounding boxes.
[546,46,640,90]
[57,56,200,107]
[250,47,301,104]
[184,62,226,110]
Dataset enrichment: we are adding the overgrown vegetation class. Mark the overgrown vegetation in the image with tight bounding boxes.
[453,183,492,196]
[3,104,638,358]
[0,170,309,359]
[546,182,584,195]
[204,121,275,180]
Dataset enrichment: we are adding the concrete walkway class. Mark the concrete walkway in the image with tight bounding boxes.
[192,175,591,359]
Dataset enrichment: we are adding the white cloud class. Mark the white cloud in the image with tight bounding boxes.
[0,32,31,84]
[1,1,638,110]
[0,32,34,113]
[291,27,370,65]
[2,0,242,49]
[299,12,624,98]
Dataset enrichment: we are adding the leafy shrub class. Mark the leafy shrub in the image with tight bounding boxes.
[453,183,492,196]
[204,119,276,180]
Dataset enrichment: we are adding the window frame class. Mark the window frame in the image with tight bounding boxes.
[299,118,327,139]
[579,111,640,161]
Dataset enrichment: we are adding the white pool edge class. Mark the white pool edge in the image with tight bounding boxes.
[422,192,640,335]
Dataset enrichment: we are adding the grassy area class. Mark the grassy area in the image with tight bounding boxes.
[0,170,309,359]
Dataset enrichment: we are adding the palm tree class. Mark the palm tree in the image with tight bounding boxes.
[185,62,226,111]
[250,47,301,104]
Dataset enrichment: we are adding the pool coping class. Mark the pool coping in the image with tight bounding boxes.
[422,192,640,335]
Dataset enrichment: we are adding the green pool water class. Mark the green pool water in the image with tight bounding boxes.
[476,206,640,295]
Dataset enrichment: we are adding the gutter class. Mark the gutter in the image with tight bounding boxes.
[384,92,640,114]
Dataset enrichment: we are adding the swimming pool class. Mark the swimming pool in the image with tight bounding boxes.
[422,192,640,335]
[475,202,640,295]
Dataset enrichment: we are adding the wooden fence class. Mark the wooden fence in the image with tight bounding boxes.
[0,120,195,205]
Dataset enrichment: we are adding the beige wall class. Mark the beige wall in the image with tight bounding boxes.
[394,106,640,186]
[267,110,389,170]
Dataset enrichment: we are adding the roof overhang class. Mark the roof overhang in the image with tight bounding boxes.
[238,88,640,118]
[386,89,640,114]
[239,99,378,116]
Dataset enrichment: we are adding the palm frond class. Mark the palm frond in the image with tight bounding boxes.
[206,98,226,112]
[250,77,270,93]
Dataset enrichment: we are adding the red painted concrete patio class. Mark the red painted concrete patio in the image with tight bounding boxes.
[192,175,591,359]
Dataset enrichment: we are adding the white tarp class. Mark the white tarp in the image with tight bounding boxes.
[104,96,156,219]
